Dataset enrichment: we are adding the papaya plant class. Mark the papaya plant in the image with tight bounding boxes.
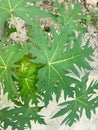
[0,0,98,129]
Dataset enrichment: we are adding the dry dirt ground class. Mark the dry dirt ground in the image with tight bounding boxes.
[0,0,98,130]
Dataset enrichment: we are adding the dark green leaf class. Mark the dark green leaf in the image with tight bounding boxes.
[53,1,87,32]
[0,42,26,99]
[0,105,45,130]
[52,75,98,126]
[25,22,94,106]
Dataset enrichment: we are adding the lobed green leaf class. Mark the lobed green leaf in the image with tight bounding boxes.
[52,75,98,126]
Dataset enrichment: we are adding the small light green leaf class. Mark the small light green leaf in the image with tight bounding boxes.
[14,55,43,106]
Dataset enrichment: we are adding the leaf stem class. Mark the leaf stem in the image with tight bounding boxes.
[76,98,88,106]
[13,0,24,10]
[8,0,12,11]
[8,0,24,48]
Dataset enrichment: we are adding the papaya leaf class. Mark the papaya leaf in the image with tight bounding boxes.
[25,22,94,106]
[0,105,45,130]
[53,1,87,32]
[14,55,43,106]
[52,74,98,126]
[0,0,52,29]
[0,42,26,99]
